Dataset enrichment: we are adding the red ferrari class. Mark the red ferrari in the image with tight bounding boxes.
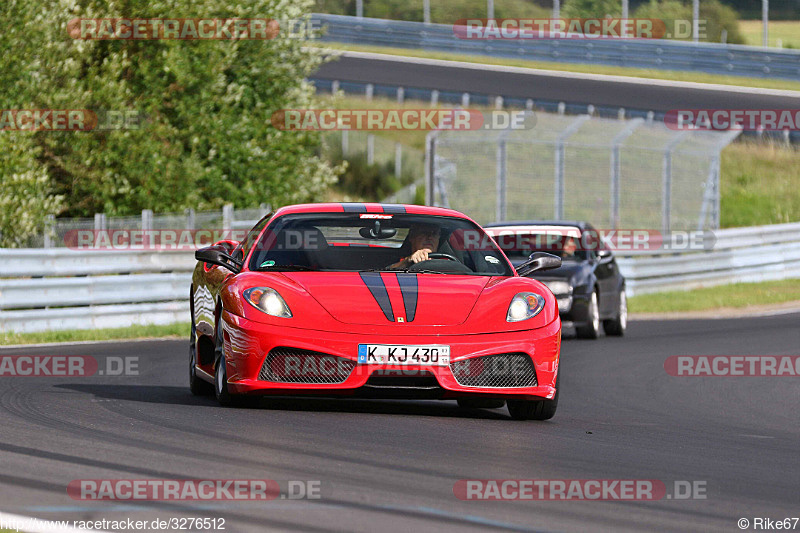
[190,203,563,420]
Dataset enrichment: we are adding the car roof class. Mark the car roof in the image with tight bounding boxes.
[485,220,592,231]
[272,203,472,220]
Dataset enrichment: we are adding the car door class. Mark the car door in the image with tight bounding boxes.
[588,229,618,317]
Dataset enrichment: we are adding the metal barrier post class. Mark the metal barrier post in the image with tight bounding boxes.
[610,118,644,229]
[496,130,509,222]
[222,204,233,231]
[395,143,402,177]
[424,132,437,205]
[662,131,689,233]
[554,115,590,219]
[141,209,153,231]
[185,208,195,230]
[43,215,55,249]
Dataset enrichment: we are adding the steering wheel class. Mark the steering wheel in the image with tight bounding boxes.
[427,252,458,262]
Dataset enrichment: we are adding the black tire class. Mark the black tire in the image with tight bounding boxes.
[189,322,214,396]
[213,315,242,407]
[575,290,600,340]
[507,373,559,421]
[457,398,506,409]
[603,289,627,337]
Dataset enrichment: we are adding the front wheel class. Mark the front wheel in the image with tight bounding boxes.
[603,289,627,336]
[507,373,559,421]
[575,290,600,339]
[213,316,242,407]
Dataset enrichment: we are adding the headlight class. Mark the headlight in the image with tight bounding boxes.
[506,292,546,322]
[541,280,572,296]
[243,287,292,318]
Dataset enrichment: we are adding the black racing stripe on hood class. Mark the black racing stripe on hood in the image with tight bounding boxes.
[396,274,418,322]
[382,204,406,213]
[358,272,394,322]
[341,203,367,213]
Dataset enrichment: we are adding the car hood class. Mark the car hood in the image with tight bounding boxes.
[281,272,491,326]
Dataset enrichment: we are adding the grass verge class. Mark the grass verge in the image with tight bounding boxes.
[314,42,800,92]
[739,20,800,49]
[0,322,189,347]
[628,279,800,314]
[721,141,800,227]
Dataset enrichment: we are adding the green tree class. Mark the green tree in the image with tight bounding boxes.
[562,0,623,18]
[0,0,340,230]
[0,133,64,247]
[633,0,744,44]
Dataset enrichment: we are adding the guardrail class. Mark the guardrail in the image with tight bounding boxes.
[618,221,800,294]
[2,221,799,332]
[312,14,800,81]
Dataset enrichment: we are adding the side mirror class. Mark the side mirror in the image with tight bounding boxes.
[516,252,561,277]
[196,246,242,273]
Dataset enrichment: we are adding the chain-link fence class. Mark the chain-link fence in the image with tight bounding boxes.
[426,111,742,231]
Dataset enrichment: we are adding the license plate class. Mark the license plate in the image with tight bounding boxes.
[357,344,450,366]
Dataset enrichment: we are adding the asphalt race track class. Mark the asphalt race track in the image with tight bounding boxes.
[313,52,800,113]
[1,313,798,532]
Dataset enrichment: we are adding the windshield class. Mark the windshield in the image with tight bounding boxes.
[489,226,588,262]
[248,213,514,276]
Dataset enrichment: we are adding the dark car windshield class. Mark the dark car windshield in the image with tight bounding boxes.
[489,226,589,262]
[248,213,514,276]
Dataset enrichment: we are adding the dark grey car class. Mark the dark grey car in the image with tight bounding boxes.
[485,220,627,339]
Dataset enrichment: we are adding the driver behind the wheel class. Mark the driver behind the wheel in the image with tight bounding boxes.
[387,223,441,269]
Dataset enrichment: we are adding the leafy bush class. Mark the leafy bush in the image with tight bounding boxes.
[326,142,418,201]
[633,0,744,44]
[0,133,64,247]
[699,0,745,44]
[0,0,341,234]
[562,0,622,18]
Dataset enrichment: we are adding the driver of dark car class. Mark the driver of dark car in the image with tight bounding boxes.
[561,236,578,260]
[387,223,441,269]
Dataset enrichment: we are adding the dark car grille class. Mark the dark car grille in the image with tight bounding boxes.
[259,348,355,384]
[450,353,538,388]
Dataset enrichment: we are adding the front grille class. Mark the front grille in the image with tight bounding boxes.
[450,353,537,388]
[259,348,355,384]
